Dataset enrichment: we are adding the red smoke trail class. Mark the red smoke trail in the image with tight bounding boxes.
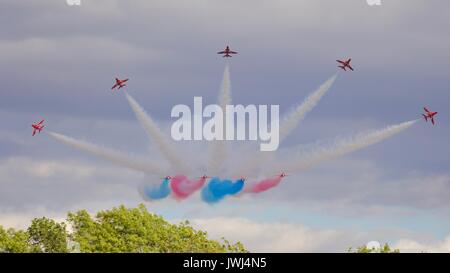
[170,175,208,199]
[244,176,284,193]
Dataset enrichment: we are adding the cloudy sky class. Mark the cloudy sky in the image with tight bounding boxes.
[1,0,450,252]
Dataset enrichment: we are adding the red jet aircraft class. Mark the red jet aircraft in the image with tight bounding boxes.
[31,119,44,136]
[423,107,438,125]
[278,172,289,178]
[217,46,238,57]
[337,58,354,71]
[111,78,129,90]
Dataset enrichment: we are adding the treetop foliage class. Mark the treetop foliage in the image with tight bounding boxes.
[0,204,247,253]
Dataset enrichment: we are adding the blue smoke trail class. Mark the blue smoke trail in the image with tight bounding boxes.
[201,177,245,203]
[141,178,171,200]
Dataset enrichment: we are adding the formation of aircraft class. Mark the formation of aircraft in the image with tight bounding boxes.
[423,107,438,125]
[111,78,129,90]
[337,58,354,71]
[30,47,439,189]
[217,46,238,57]
[31,120,45,136]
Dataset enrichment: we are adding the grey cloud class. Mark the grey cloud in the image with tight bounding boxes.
[260,158,450,215]
[0,156,143,211]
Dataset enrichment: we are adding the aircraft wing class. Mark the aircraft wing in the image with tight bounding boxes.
[348,65,354,71]
[229,51,238,54]
[38,120,44,124]
[424,107,430,113]
[111,84,118,90]
[337,60,345,65]
[432,118,435,125]
[217,51,226,54]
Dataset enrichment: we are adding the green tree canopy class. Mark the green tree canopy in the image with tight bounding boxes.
[28,217,68,253]
[0,226,31,253]
[0,204,247,253]
[348,243,400,253]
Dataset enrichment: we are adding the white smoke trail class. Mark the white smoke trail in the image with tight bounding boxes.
[48,131,167,175]
[233,74,338,176]
[277,120,418,174]
[208,64,231,174]
[279,74,338,141]
[125,92,188,174]
[218,64,231,110]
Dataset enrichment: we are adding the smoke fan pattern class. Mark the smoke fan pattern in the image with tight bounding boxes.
[49,64,417,203]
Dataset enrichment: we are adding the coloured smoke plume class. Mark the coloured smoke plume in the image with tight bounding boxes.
[201,177,245,203]
[208,64,231,174]
[234,74,338,176]
[277,120,418,174]
[125,92,189,174]
[170,175,208,200]
[244,176,283,194]
[48,131,166,175]
[140,177,171,200]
